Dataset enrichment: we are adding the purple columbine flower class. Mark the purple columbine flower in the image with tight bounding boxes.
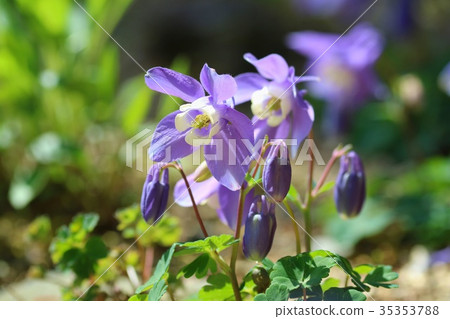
[286,23,384,133]
[263,141,292,202]
[146,64,254,191]
[141,163,170,223]
[243,196,277,261]
[173,164,255,230]
[334,151,366,218]
[234,53,315,155]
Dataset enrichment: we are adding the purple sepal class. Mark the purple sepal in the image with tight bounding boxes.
[145,67,204,102]
[148,111,196,162]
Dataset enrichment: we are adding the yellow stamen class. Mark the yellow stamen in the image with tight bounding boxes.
[192,114,211,129]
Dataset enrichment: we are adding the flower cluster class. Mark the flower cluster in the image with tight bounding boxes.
[140,53,367,261]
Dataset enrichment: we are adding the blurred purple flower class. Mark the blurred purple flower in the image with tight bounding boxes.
[141,163,170,223]
[146,64,254,191]
[439,62,450,96]
[286,23,384,133]
[173,164,255,230]
[430,247,450,266]
[291,0,366,18]
[235,53,315,155]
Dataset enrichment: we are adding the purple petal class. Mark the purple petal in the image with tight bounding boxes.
[173,175,220,207]
[145,67,204,102]
[290,95,314,146]
[204,107,254,191]
[286,31,338,58]
[217,185,255,229]
[341,24,384,68]
[253,116,291,143]
[244,53,289,82]
[148,111,195,162]
[200,64,237,104]
[220,105,255,143]
[234,72,269,105]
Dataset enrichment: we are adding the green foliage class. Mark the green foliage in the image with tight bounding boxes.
[253,251,398,301]
[174,234,239,256]
[361,265,399,289]
[286,184,302,203]
[325,200,395,252]
[323,288,367,301]
[50,213,100,263]
[26,215,52,243]
[115,205,181,246]
[315,181,335,196]
[321,277,340,292]
[198,274,234,301]
[135,235,238,300]
[177,253,217,279]
[136,244,177,294]
[49,213,108,284]
[254,283,290,301]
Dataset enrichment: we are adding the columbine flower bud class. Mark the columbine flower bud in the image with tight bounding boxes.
[141,163,169,223]
[334,151,366,218]
[262,141,292,202]
[243,196,277,261]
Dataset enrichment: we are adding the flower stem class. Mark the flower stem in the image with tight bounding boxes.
[283,199,301,254]
[229,183,246,301]
[311,144,352,197]
[303,206,312,252]
[303,130,315,252]
[163,163,209,238]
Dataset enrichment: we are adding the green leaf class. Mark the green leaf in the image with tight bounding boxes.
[286,184,301,203]
[128,294,147,301]
[71,213,100,234]
[353,264,376,276]
[316,181,335,196]
[116,205,181,246]
[136,244,177,294]
[85,236,108,259]
[255,283,290,301]
[261,258,274,270]
[324,288,367,301]
[148,280,168,301]
[363,265,399,288]
[27,215,52,242]
[321,277,340,292]
[289,285,323,301]
[198,274,235,301]
[310,250,369,291]
[270,254,332,290]
[175,235,238,256]
[177,253,217,279]
[58,236,108,281]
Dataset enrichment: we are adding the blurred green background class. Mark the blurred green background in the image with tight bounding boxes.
[0,0,449,300]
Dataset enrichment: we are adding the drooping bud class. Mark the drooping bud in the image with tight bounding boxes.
[141,163,170,223]
[334,151,366,218]
[262,141,292,202]
[243,196,277,261]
